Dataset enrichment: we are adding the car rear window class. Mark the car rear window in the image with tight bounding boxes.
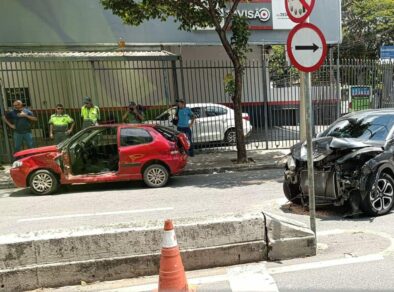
[120,128,153,146]
[154,125,179,142]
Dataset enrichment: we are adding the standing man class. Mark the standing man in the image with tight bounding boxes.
[81,96,100,129]
[2,100,37,153]
[48,104,75,144]
[174,99,195,157]
[122,101,144,124]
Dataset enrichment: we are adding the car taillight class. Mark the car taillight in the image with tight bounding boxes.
[177,133,190,150]
[169,142,180,155]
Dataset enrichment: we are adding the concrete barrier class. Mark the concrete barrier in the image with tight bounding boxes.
[0,212,315,291]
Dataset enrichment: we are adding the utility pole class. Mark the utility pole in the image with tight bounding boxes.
[303,71,316,234]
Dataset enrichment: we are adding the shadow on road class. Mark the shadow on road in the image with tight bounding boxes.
[279,202,392,221]
[8,181,147,198]
[169,169,283,189]
[7,169,284,197]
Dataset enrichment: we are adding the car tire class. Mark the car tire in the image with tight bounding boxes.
[224,128,236,145]
[361,172,394,216]
[143,164,169,188]
[283,181,302,204]
[29,169,59,195]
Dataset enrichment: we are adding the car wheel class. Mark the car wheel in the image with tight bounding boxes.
[143,164,169,188]
[283,181,301,204]
[361,172,394,216]
[224,128,236,145]
[29,170,59,195]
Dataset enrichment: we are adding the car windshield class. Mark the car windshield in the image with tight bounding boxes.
[323,114,394,141]
[57,127,101,150]
[57,137,71,149]
[154,108,176,120]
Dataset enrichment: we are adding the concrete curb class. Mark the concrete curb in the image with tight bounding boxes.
[0,212,315,291]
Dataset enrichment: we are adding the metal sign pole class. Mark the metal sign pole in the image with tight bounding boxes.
[303,71,316,235]
[286,0,327,238]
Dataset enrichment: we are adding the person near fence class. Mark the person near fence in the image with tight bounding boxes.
[122,101,144,124]
[81,96,100,129]
[48,104,75,144]
[1,100,37,153]
[174,99,195,157]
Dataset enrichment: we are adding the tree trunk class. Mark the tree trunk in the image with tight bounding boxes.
[215,29,248,163]
[233,64,248,163]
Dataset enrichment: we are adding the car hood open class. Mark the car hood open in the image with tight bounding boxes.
[292,137,379,161]
[14,145,58,159]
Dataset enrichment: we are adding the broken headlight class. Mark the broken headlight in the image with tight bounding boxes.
[287,156,296,171]
[12,160,23,169]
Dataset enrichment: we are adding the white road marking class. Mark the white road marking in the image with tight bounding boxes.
[268,253,384,275]
[124,275,228,292]
[228,263,279,292]
[17,207,174,222]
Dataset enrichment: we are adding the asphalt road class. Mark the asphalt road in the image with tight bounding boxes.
[2,169,394,236]
[3,169,394,291]
[0,169,284,235]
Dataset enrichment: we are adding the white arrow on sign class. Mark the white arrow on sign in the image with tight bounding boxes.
[287,22,327,72]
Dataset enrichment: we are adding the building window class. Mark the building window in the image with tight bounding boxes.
[5,87,31,107]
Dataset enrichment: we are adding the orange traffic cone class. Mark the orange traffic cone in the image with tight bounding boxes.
[157,220,195,292]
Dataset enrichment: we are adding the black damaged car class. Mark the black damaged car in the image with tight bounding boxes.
[284,109,394,216]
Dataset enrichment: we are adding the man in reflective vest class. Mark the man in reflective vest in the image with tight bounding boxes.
[48,104,75,144]
[81,96,100,129]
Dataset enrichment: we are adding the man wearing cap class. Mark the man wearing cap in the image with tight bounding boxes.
[174,99,195,157]
[49,104,75,144]
[122,101,144,124]
[2,100,37,153]
[81,96,100,129]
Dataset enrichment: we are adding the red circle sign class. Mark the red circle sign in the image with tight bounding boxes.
[285,0,315,23]
[287,23,327,72]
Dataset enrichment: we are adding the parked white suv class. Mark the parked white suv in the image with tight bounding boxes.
[146,103,252,144]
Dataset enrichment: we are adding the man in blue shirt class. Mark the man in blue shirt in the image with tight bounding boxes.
[2,100,37,153]
[174,99,195,157]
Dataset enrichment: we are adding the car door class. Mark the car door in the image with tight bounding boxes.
[118,127,155,178]
[62,127,125,183]
[203,105,228,142]
[189,107,205,143]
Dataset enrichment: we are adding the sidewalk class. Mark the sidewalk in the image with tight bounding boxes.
[0,149,289,190]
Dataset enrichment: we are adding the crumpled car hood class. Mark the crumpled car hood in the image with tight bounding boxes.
[14,145,58,159]
[292,137,376,162]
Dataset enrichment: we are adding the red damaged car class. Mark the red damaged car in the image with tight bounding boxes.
[10,124,190,195]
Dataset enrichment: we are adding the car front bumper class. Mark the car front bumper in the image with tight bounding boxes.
[10,167,28,187]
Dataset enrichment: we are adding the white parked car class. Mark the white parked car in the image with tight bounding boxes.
[146,103,252,144]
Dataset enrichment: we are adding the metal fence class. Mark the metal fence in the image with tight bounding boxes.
[0,55,393,162]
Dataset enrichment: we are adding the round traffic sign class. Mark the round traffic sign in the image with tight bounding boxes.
[287,22,327,72]
[285,0,315,23]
